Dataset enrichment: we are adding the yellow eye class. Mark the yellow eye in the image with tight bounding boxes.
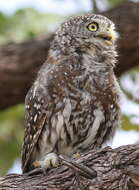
[87,22,98,32]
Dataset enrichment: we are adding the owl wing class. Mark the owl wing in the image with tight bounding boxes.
[22,56,78,173]
[21,83,52,173]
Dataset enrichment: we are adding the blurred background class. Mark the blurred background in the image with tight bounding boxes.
[0,0,139,175]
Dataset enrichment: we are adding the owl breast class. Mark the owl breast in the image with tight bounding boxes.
[37,58,121,159]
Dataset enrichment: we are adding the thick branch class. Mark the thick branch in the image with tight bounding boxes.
[0,35,53,110]
[1,144,139,190]
[103,2,139,76]
[0,2,139,110]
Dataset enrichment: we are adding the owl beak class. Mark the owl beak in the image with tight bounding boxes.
[97,29,117,46]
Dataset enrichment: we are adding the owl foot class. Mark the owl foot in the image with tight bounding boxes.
[33,152,59,170]
[73,152,81,159]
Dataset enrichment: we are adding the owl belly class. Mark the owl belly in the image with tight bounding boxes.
[38,81,120,159]
[39,101,118,161]
[68,102,119,153]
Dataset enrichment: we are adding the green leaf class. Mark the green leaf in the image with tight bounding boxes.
[0,104,24,175]
[107,0,128,7]
[122,115,139,131]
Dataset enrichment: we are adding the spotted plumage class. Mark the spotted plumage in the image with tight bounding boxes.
[22,13,121,173]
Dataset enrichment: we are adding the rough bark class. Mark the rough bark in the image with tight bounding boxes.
[0,35,54,110]
[0,2,139,110]
[103,2,139,76]
[0,144,139,190]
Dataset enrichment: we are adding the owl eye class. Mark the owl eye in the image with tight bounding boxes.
[87,22,98,32]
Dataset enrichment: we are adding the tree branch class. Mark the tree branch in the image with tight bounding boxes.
[1,144,139,190]
[91,0,99,13]
[0,35,54,110]
[0,2,139,110]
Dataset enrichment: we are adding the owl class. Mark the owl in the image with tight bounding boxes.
[22,14,121,173]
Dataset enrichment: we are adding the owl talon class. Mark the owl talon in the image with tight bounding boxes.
[44,153,59,168]
[33,160,41,168]
[33,153,59,170]
[73,152,81,159]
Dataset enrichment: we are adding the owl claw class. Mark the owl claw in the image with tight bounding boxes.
[33,153,59,170]
[43,153,59,168]
[73,152,81,159]
[33,160,41,168]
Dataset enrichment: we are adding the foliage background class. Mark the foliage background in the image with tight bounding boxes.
[0,0,139,175]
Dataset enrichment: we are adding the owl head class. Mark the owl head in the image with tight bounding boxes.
[55,14,118,51]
